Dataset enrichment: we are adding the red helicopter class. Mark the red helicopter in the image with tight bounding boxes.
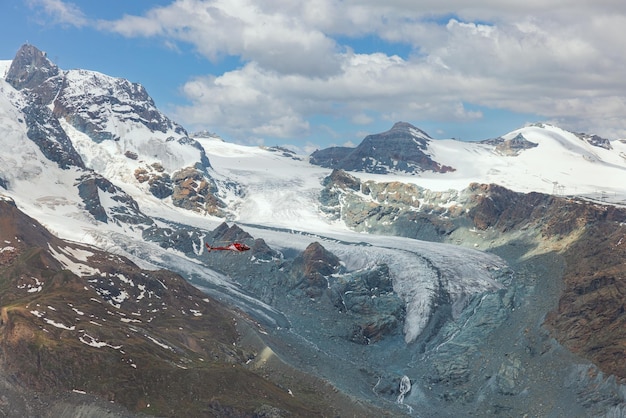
[205,242,251,253]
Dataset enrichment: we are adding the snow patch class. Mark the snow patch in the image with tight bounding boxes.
[79,332,122,349]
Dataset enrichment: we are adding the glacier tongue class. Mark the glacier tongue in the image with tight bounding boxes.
[316,232,508,344]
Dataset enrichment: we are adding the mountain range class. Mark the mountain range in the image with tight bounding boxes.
[1,44,626,417]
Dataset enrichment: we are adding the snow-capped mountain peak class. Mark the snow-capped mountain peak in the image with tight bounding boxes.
[3,44,226,220]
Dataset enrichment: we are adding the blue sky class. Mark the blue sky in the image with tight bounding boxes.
[2,1,626,152]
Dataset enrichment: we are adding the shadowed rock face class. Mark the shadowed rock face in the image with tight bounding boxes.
[544,219,626,378]
[288,242,342,298]
[310,122,456,174]
[6,45,85,169]
[5,44,60,92]
[467,184,626,380]
[76,171,152,225]
[330,263,406,344]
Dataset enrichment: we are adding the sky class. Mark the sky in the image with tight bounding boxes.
[2,0,626,152]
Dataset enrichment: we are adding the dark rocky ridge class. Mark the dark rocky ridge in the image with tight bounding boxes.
[310,121,455,174]
[6,45,85,169]
[5,43,60,93]
[76,171,153,225]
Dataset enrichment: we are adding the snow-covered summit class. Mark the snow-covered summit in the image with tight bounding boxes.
[334,122,626,204]
[2,44,226,219]
[57,68,186,142]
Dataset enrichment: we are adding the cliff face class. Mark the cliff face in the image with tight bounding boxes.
[5,44,60,93]
[470,184,626,380]
[544,216,626,378]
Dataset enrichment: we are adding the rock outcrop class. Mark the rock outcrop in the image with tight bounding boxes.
[288,242,342,298]
[171,166,224,215]
[76,171,152,225]
[5,43,60,93]
[482,133,539,156]
[329,263,405,344]
[320,169,464,240]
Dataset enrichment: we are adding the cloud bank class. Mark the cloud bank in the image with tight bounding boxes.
[33,0,626,143]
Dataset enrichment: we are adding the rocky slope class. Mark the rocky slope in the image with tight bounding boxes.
[323,171,626,383]
[0,196,383,417]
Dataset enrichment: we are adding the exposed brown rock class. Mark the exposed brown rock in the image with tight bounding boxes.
[0,200,380,417]
[468,184,626,380]
[289,242,341,298]
[171,167,225,215]
[544,220,626,379]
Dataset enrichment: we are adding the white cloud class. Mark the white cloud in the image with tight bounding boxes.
[34,0,626,141]
[351,113,374,125]
[99,0,343,78]
[128,2,626,139]
[172,64,311,142]
[28,0,88,27]
[173,51,490,140]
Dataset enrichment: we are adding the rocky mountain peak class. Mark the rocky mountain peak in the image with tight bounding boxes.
[388,121,432,139]
[298,242,342,276]
[288,242,342,298]
[211,222,253,242]
[361,121,431,150]
[2,44,224,219]
[310,122,455,174]
[5,44,59,91]
[576,132,613,150]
